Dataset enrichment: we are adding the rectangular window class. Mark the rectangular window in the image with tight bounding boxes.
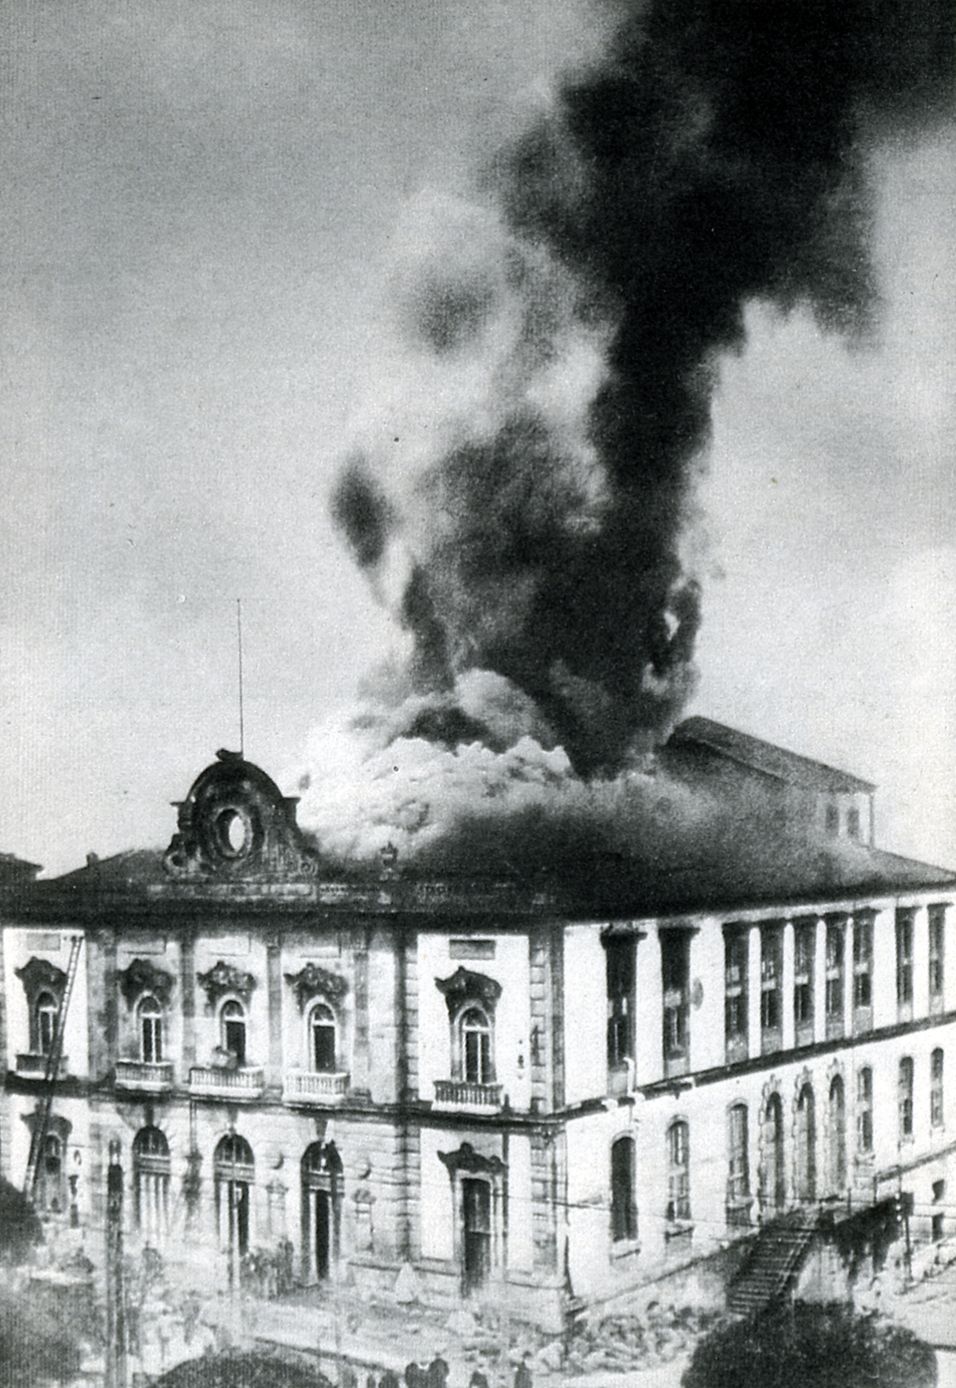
[610,1137,638,1243]
[726,1105,750,1226]
[853,915,873,1015]
[724,927,748,1059]
[667,1122,691,1222]
[825,921,845,1034]
[793,919,815,1040]
[929,906,946,1006]
[847,806,861,839]
[661,932,690,1075]
[856,1067,873,1153]
[896,910,914,1010]
[760,924,782,1048]
[899,1057,914,1141]
[931,1049,944,1129]
[606,937,635,1069]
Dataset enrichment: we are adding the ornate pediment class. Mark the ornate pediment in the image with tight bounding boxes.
[435,967,502,1017]
[16,957,66,1001]
[438,1142,505,1177]
[118,958,174,1010]
[284,964,348,1012]
[197,960,257,1008]
[162,751,320,882]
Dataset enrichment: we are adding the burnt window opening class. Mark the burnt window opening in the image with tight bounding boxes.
[138,995,164,1064]
[828,1075,847,1193]
[929,906,947,1003]
[610,1136,638,1244]
[896,910,914,1009]
[853,917,873,1012]
[825,921,845,1032]
[724,927,748,1057]
[856,1067,873,1153]
[220,1000,247,1067]
[34,991,59,1057]
[759,924,783,1044]
[309,1002,337,1073]
[898,1056,914,1141]
[794,921,815,1036]
[661,932,690,1073]
[605,937,635,1069]
[460,1007,493,1085]
[931,1048,944,1130]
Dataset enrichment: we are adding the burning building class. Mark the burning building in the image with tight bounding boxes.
[1,727,955,1332]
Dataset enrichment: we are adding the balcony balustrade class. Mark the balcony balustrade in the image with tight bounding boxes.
[282,1069,349,1106]
[188,1064,264,1099]
[433,1078,502,1111]
[115,1059,174,1094]
[15,1053,67,1078]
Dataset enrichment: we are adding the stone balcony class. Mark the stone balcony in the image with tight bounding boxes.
[282,1069,350,1106]
[433,1079,503,1112]
[115,1059,175,1094]
[188,1064,265,1100]
[15,1053,67,1078]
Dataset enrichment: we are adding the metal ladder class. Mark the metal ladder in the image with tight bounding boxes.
[23,934,83,1202]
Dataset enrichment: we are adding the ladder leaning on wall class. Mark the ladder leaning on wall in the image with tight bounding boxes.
[23,934,83,1204]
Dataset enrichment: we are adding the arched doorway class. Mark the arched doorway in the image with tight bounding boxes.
[133,1126,170,1242]
[795,1082,816,1203]
[214,1134,254,1270]
[828,1075,847,1194]
[301,1142,342,1283]
[762,1093,786,1214]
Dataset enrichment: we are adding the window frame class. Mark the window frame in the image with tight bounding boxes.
[34,990,59,1057]
[726,1103,751,1226]
[219,998,247,1067]
[898,1056,914,1142]
[666,1119,691,1225]
[856,1066,873,1153]
[793,920,815,1041]
[931,1048,944,1130]
[308,1000,338,1074]
[610,1135,638,1246]
[896,910,914,1013]
[929,906,946,1008]
[724,926,749,1060]
[661,932,691,1076]
[459,1005,494,1085]
[137,994,164,1065]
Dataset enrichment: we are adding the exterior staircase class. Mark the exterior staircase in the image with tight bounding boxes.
[727,1210,816,1315]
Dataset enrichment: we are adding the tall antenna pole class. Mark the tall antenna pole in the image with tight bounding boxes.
[236,598,245,757]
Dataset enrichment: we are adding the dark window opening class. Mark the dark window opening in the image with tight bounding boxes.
[606,938,635,1069]
[898,1057,914,1141]
[610,1137,638,1243]
[896,911,914,1008]
[667,1121,691,1222]
[661,933,690,1071]
[856,1067,873,1153]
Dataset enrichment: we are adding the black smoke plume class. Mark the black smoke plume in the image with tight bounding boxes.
[332,0,954,776]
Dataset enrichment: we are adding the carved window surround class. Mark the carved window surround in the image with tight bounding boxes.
[435,967,502,1017]
[284,963,348,1013]
[119,958,174,1010]
[197,960,257,1010]
[16,957,66,1004]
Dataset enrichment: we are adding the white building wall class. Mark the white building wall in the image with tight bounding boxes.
[562,926,606,1105]
[506,1132,534,1272]
[420,1126,455,1261]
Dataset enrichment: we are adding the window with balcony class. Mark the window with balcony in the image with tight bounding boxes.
[931,1048,944,1130]
[220,1000,247,1067]
[896,910,914,1016]
[309,1002,337,1073]
[726,1104,751,1227]
[138,995,164,1064]
[461,1007,494,1084]
[760,924,782,1052]
[898,1056,914,1142]
[435,968,502,1108]
[606,937,634,1071]
[34,991,58,1057]
[724,927,748,1062]
[852,915,873,1029]
[661,932,690,1077]
[666,1120,691,1225]
[929,906,946,1010]
[610,1136,638,1245]
[856,1066,873,1153]
[793,920,815,1045]
[825,921,845,1037]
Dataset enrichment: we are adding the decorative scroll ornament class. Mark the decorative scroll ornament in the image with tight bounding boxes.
[197,960,257,1008]
[15,957,66,1001]
[435,967,502,1018]
[284,963,348,1012]
[438,1142,506,1177]
[118,958,174,1010]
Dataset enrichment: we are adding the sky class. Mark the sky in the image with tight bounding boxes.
[1,1,954,877]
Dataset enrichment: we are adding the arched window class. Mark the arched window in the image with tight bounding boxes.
[138,995,164,1064]
[856,1067,873,1152]
[214,1134,254,1260]
[133,1126,170,1240]
[34,991,58,1056]
[931,1049,944,1130]
[795,1082,816,1202]
[666,1120,691,1222]
[610,1136,638,1243]
[761,1093,786,1213]
[899,1057,914,1141]
[726,1104,750,1225]
[309,1002,337,1073]
[828,1075,847,1192]
[460,1007,493,1085]
[301,1141,343,1282]
[220,1000,246,1067]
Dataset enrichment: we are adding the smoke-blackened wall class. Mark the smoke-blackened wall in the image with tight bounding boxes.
[313,0,954,864]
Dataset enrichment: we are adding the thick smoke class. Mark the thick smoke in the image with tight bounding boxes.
[307,0,954,865]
